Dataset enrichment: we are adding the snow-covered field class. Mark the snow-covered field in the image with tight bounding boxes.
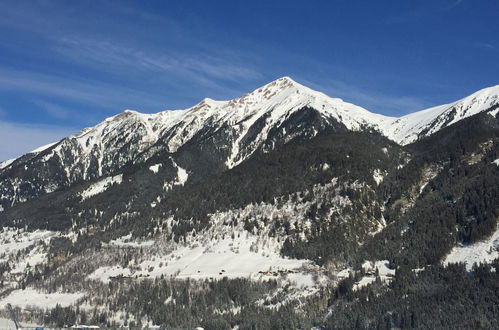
[90,231,312,282]
[0,317,40,329]
[0,288,84,309]
[0,318,15,329]
[444,226,499,270]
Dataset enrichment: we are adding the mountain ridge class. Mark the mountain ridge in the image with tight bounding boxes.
[1,77,499,167]
[0,77,498,213]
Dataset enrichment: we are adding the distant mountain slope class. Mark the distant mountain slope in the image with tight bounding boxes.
[382,85,499,144]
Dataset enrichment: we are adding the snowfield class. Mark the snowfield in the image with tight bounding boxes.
[85,187,352,295]
[0,288,84,309]
[0,317,39,329]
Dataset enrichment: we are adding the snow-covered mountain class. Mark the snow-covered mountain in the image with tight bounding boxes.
[65,76,390,169]
[0,77,389,210]
[0,77,498,212]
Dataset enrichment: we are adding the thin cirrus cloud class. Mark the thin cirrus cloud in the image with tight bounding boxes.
[52,37,262,88]
[0,68,167,110]
[473,42,496,51]
[32,99,72,120]
[444,0,464,10]
[0,121,76,161]
[385,0,465,24]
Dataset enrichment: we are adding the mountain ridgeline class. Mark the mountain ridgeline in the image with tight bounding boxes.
[0,77,498,329]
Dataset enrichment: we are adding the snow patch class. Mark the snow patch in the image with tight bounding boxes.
[92,232,310,282]
[106,234,155,248]
[372,169,384,185]
[176,165,188,185]
[88,265,133,283]
[353,260,395,291]
[444,226,499,270]
[81,174,123,200]
[149,164,162,173]
[172,159,188,186]
[11,249,47,274]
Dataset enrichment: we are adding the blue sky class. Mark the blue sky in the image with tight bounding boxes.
[0,0,498,160]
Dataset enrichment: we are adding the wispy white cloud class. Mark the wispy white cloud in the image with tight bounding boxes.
[444,0,464,11]
[386,0,465,24]
[53,37,262,87]
[32,99,71,120]
[473,42,496,51]
[303,78,430,116]
[0,1,263,113]
[0,121,76,161]
[0,67,167,110]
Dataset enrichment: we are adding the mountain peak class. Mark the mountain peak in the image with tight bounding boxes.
[256,76,306,93]
[273,76,301,87]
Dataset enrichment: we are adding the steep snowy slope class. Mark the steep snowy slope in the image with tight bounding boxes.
[382,85,499,144]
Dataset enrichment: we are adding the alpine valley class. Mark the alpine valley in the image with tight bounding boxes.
[0,77,498,329]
